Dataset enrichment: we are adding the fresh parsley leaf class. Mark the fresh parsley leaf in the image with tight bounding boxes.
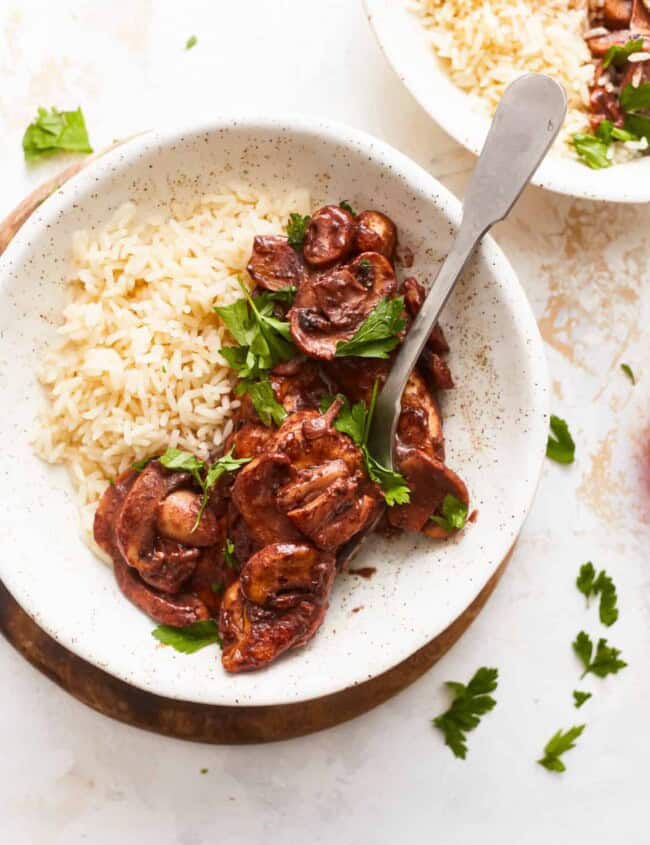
[576,562,596,602]
[210,581,224,594]
[224,538,240,571]
[432,667,498,759]
[576,564,619,626]
[185,35,197,49]
[601,122,638,143]
[132,455,158,472]
[320,389,410,506]
[159,448,204,473]
[236,377,287,427]
[537,725,585,772]
[335,297,406,359]
[620,82,650,113]
[621,363,636,385]
[573,631,627,678]
[215,278,296,380]
[365,452,411,506]
[572,132,611,170]
[152,620,222,654]
[593,571,619,627]
[573,690,592,709]
[339,200,356,216]
[430,494,469,533]
[22,107,93,161]
[286,213,310,250]
[546,415,575,464]
[603,37,644,69]
[320,393,368,445]
[264,285,296,307]
[193,449,251,530]
[573,630,594,672]
[624,111,650,141]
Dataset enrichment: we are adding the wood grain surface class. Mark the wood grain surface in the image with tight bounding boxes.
[0,164,514,743]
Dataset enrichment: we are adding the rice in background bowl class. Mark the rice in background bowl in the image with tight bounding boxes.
[409,0,594,146]
[32,186,310,549]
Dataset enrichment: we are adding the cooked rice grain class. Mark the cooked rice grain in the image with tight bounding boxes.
[33,186,310,547]
[410,0,594,144]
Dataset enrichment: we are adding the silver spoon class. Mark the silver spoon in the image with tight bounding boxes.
[338,73,566,566]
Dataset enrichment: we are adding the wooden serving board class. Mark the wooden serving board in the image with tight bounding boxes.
[0,157,513,743]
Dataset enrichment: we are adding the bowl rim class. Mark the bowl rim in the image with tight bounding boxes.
[0,113,549,705]
[364,0,650,203]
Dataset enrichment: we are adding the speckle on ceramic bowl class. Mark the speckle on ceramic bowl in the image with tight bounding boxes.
[0,116,548,707]
[365,0,650,203]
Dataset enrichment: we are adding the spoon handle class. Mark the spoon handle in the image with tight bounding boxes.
[367,73,567,468]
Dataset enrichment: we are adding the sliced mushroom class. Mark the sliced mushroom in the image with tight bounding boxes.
[230,421,276,459]
[114,462,199,593]
[247,234,305,291]
[354,210,397,258]
[397,370,445,461]
[631,0,650,32]
[303,204,356,267]
[419,347,455,391]
[270,358,332,414]
[603,0,633,29]
[112,553,209,627]
[239,542,333,607]
[219,546,336,673]
[387,446,469,533]
[402,277,451,355]
[587,29,649,56]
[323,356,390,403]
[289,252,397,360]
[156,489,219,547]
[94,469,138,559]
[231,452,301,547]
[282,474,381,550]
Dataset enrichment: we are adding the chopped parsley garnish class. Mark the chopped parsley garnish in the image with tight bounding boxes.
[286,213,311,250]
[215,278,297,380]
[602,37,644,69]
[335,296,406,359]
[572,132,611,170]
[22,107,93,161]
[621,363,636,384]
[572,120,638,169]
[224,538,240,570]
[576,562,619,627]
[620,81,650,113]
[537,725,585,773]
[132,455,158,472]
[152,620,222,654]
[200,767,208,774]
[339,200,356,216]
[321,383,410,506]
[573,690,592,709]
[185,35,197,50]
[158,447,250,530]
[432,667,498,759]
[210,581,224,594]
[572,631,627,679]
[546,414,575,464]
[236,376,287,427]
[430,494,468,533]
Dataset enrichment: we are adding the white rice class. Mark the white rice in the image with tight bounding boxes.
[409,0,595,146]
[32,186,311,545]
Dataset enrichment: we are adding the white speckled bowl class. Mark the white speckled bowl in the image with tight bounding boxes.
[0,116,548,707]
[365,0,650,203]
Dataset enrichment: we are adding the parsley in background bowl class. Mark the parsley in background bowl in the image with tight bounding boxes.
[0,115,548,708]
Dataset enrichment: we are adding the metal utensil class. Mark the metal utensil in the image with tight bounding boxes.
[338,73,566,566]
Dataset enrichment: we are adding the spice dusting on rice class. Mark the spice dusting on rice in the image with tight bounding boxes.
[409,0,594,144]
[32,187,310,548]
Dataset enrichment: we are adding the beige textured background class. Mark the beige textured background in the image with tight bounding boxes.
[0,1,648,843]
